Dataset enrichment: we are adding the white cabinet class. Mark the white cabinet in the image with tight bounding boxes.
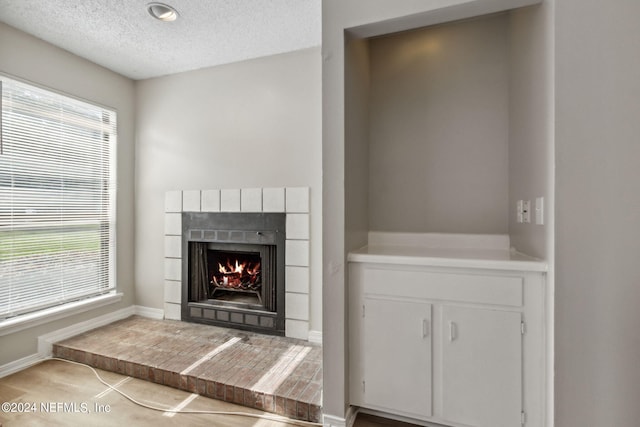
[349,260,546,427]
[441,306,522,427]
[362,297,432,418]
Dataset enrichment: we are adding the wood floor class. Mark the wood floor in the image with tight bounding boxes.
[0,360,417,427]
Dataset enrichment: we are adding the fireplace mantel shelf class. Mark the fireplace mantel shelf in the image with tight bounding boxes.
[348,232,547,273]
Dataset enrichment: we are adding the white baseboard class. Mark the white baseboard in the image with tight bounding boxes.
[1,305,163,378]
[37,306,136,357]
[323,406,358,427]
[308,330,322,345]
[36,304,163,357]
[133,305,165,319]
[0,353,46,379]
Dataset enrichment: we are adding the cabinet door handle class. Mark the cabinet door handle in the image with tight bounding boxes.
[422,319,429,338]
[449,321,457,342]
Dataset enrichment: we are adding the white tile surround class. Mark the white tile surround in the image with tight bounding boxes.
[164,187,311,340]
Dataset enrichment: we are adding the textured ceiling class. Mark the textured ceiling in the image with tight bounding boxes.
[0,0,321,80]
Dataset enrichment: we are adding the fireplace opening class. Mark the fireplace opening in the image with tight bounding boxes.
[209,248,262,305]
[182,212,285,335]
[189,241,277,312]
[211,250,261,291]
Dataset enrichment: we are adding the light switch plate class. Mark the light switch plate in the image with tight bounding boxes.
[517,200,524,224]
[523,200,531,223]
[535,197,544,225]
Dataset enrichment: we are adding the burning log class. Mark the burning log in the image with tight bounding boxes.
[212,259,261,291]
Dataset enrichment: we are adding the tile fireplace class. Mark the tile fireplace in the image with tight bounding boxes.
[164,187,311,340]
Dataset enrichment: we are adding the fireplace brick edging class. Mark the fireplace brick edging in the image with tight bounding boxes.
[51,343,322,423]
[163,187,311,340]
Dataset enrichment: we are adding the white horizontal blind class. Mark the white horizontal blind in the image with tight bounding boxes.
[0,76,116,320]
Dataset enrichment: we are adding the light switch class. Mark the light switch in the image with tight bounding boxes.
[523,200,531,223]
[535,197,544,225]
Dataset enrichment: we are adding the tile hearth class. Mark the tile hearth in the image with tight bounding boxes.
[52,316,322,422]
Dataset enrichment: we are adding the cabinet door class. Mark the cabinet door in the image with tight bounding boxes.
[363,297,432,418]
[442,306,522,427]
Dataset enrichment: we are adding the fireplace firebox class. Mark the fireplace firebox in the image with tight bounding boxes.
[182,212,285,335]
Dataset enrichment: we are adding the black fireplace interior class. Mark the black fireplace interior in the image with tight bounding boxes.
[208,247,263,305]
[182,212,285,335]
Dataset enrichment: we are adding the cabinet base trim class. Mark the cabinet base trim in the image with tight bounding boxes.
[358,408,448,427]
[323,406,358,427]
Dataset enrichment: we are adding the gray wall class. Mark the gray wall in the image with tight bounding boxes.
[134,48,323,333]
[368,14,510,234]
[508,4,553,260]
[555,0,640,425]
[507,5,554,424]
[344,35,371,259]
[0,23,136,366]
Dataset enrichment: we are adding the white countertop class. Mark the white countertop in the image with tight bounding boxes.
[348,232,548,272]
[348,245,547,272]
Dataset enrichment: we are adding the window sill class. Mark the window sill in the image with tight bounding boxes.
[0,292,123,337]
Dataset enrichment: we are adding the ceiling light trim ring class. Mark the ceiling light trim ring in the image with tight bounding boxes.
[147,2,179,22]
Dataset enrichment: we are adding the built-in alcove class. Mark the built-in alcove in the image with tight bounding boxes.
[332,2,552,425]
[345,6,550,258]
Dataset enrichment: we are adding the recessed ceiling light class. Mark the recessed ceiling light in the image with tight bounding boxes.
[147,2,179,22]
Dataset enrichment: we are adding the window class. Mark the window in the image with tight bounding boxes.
[0,75,117,321]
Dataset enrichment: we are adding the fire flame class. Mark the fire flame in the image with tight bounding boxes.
[218,260,260,275]
[213,258,261,289]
